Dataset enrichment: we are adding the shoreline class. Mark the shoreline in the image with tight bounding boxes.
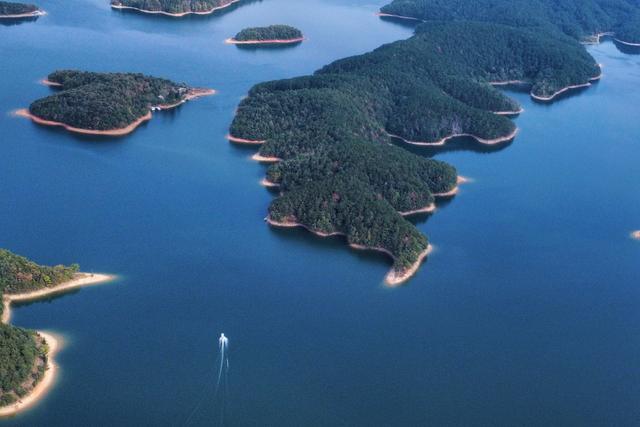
[260,178,280,188]
[225,37,305,45]
[0,10,45,19]
[152,88,216,111]
[14,109,153,137]
[110,0,239,17]
[631,231,640,240]
[399,203,436,216]
[2,273,115,325]
[266,217,432,285]
[375,12,423,22]
[0,273,114,417]
[0,332,60,418]
[614,38,640,47]
[39,78,62,87]
[227,134,265,145]
[531,65,602,102]
[387,127,518,147]
[433,175,469,197]
[252,153,281,163]
[494,107,524,116]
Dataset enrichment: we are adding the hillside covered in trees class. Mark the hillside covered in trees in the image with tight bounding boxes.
[381,0,640,44]
[29,70,195,131]
[0,1,38,16]
[233,25,303,42]
[110,0,237,14]
[0,249,77,408]
[230,22,600,281]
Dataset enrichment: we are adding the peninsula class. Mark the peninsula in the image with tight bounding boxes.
[380,0,640,46]
[229,21,601,283]
[21,70,214,136]
[226,25,304,45]
[0,1,43,18]
[0,249,114,416]
[110,0,238,17]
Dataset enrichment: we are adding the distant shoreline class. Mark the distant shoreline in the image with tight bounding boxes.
[530,67,602,101]
[14,88,214,136]
[375,12,423,22]
[110,0,239,17]
[252,153,281,163]
[387,127,519,146]
[614,38,640,47]
[433,176,469,197]
[631,231,640,240]
[0,10,45,19]
[227,134,266,145]
[399,203,436,216]
[225,37,305,45]
[0,273,115,417]
[266,217,432,285]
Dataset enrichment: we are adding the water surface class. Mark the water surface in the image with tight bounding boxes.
[1,1,638,425]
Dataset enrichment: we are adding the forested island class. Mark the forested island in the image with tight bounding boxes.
[0,249,112,415]
[229,20,603,283]
[0,1,43,18]
[380,0,640,45]
[19,70,214,136]
[110,0,238,17]
[227,25,304,45]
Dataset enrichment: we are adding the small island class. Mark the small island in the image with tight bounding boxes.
[226,25,304,45]
[0,249,114,416]
[110,0,238,17]
[0,1,44,18]
[632,231,640,241]
[17,70,214,136]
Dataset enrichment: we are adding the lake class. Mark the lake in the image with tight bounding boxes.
[1,0,639,425]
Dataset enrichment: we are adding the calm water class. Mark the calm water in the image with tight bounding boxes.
[1,1,639,425]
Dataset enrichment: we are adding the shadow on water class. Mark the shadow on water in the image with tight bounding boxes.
[10,289,83,311]
[613,40,640,55]
[110,0,262,21]
[377,15,421,29]
[232,41,303,51]
[0,16,39,26]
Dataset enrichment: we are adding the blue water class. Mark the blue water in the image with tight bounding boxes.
[1,1,639,425]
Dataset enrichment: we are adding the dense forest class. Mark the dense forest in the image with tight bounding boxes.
[230,22,601,280]
[0,249,75,407]
[110,0,236,14]
[234,25,303,41]
[381,0,640,44]
[29,70,192,131]
[0,1,37,15]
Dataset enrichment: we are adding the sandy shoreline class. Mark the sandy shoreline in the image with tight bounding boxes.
[531,65,602,102]
[0,273,114,417]
[39,78,62,87]
[252,153,281,163]
[110,0,239,17]
[0,10,45,19]
[400,203,436,216]
[494,107,524,116]
[2,273,115,325]
[225,37,305,45]
[631,231,640,240]
[260,178,280,188]
[614,38,640,47]
[387,127,518,147]
[227,134,266,145]
[375,12,423,21]
[433,175,469,197]
[266,217,432,285]
[152,88,216,111]
[0,332,60,418]
[14,109,153,136]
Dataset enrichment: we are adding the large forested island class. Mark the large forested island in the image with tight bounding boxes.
[227,25,304,45]
[380,0,640,45]
[18,70,214,136]
[229,20,604,284]
[0,1,43,18]
[0,249,112,415]
[110,0,238,17]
